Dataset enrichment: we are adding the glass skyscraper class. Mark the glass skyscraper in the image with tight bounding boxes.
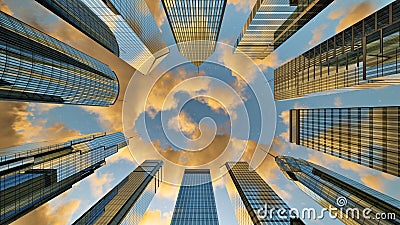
[223,162,304,225]
[81,0,169,74]
[276,156,400,224]
[235,0,333,59]
[0,11,119,106]
[161,0,227,66]
[170,169,219,225]
[35,0,119,55]
[0,132,127,224]
[289,107,400,177]
[73,160,163,225]
[274,1,400,100]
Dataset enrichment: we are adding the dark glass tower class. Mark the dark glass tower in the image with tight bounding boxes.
[276,156,400,224]
[274,1,400,100]
[161,0,227,66]
[73,160,163,225]
[289,107,400,177]
[170,169,219,225]
[235,0,333,59]
[0,132,127,224]
[0,11,119,106]
[224,162,304,225]
[81,0,169,74]
[35,0,119,55]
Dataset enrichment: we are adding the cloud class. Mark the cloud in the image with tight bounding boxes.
[168,110,201,139]
[29,103,62,114]
[157,183,180,201]
[334,97,342,106]
[228,0,256,12]
[253,52,281,70]
[0,102,28,149]
[270,183,293,200]
[0,0,13,15]
[138,209,172,225]
[335,2,375,32]
[307,151,388,193]
[87,172,114,198]
[107,146,134,163]
[360,175,384,192]
[146,0,166,28]
[12,197,81,225]
[308,24,328,46]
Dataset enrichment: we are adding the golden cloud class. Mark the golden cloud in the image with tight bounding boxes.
[308,24,328,47]
[227,0,256,12]
[138,209,172,225]
[335,2,375,33]
[0,0,13,15]
[87,172,114,198]
[168,110,201,139]
[12,197,81,225]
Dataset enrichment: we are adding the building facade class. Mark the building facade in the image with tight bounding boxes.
[81,0,168,74]
[73,160,163,225]
[289,107,400,177]
[276,156,400,224]
[224,162,304,225]
[170,169,219,225]
[0,132,127,224]
[274,1,400,100]
[161,0,227,66]
[0,11,119,106]
[235,0,333,59]
[35,0,119,55]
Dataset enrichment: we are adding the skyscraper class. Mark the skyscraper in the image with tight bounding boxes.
[276,156,400,224]
[0,132,127,224]
[161,0,227,66]
[81,0,169,74]
[289,107,400,177]
[0,11,119,106]
[223,162,304,225]
[170,169,219,225]
[35,0,119,55]
[73,160,163,225]
[274,1,400,100]
[235,0,333,59]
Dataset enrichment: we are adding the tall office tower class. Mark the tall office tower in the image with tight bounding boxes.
[170,169,219,225]
[35,0,119,55]
[73,160,163,225]
[289,107,400,177]
[274,1,400,100]
[235,0,333,59]
[224,162,304,225]
[81,0,169,74]
[161,0,227,66]
[276,156,400,224]
[0,12,119,106]
[0,132,127,224]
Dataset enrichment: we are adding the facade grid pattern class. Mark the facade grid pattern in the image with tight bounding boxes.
[170,169,219,225]
[35,0,119,55]
[289,107,400,177]
[274,1,400,100]
[276,156,400,224]
[161,0,227,66]
[225,162,304,225]
[72,160,163,225]
[81,0,160,74]
[236,0,333,59]
[0,11,119,106]
[0,132,127,224]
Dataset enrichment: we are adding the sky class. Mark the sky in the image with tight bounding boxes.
[0,0,399,225]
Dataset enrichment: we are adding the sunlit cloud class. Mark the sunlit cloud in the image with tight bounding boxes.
[227,0,256,12]
[11,194,81,225]
[0,0,13,15]
[333,1,375,32]
[138,209,172,225]
[88,172,114,198]
[308,24,328,47]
